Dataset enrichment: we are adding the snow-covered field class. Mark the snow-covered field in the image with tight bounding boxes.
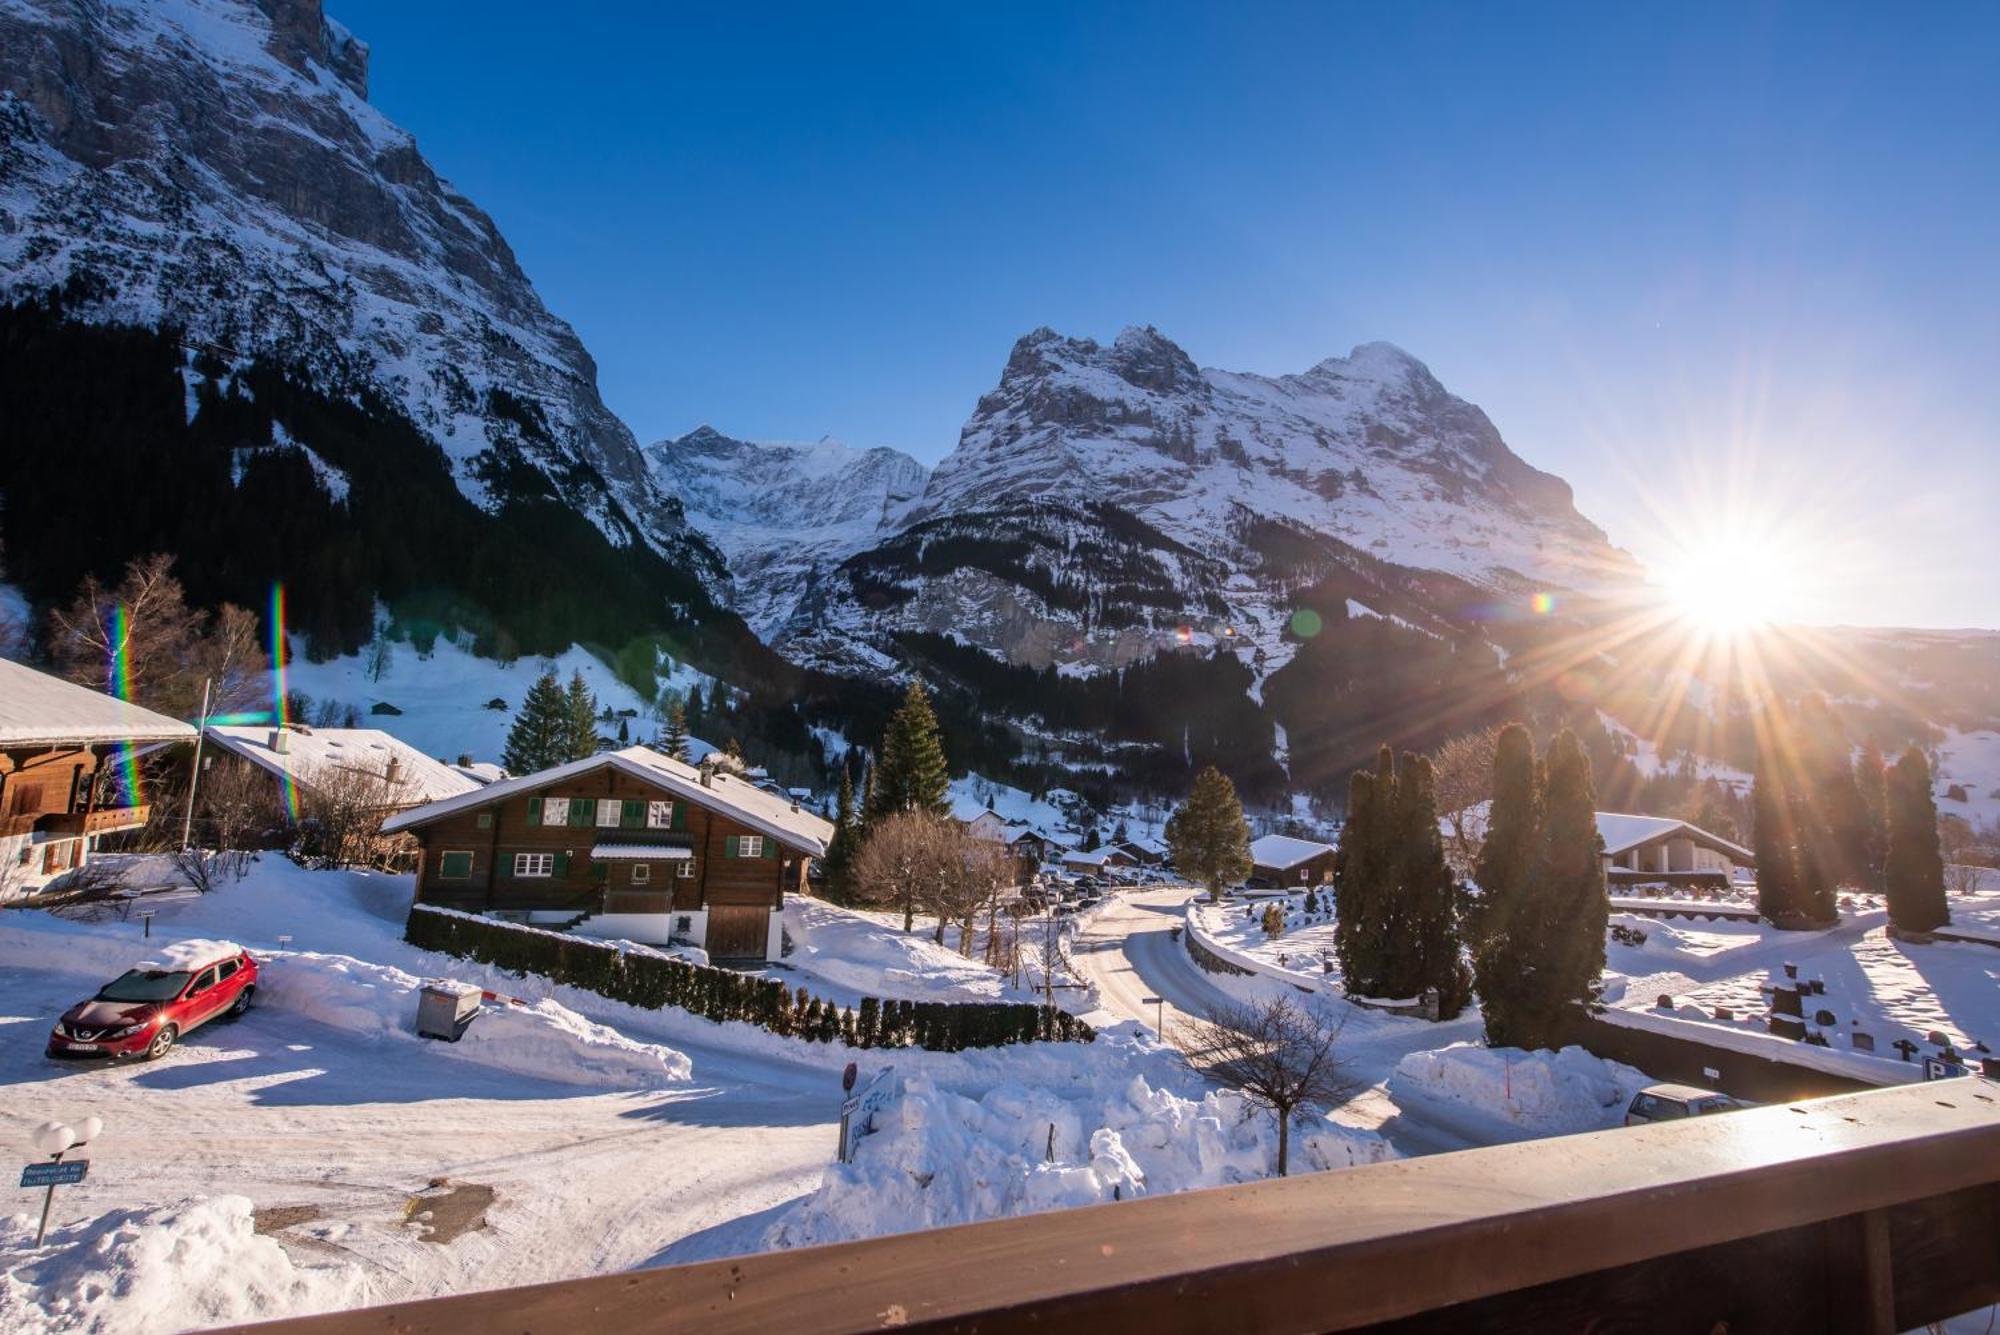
[1193,891,1341,985]
[773,898,1053,1009]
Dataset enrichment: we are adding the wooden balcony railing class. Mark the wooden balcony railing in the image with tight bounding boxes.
[37,805,150,837]
[235,1079,2000,1335]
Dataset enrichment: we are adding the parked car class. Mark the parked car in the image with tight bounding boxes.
[46,940,258,1061]
[1623,1083,1744,1126]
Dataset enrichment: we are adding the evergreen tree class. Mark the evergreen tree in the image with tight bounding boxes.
[1525,730,1607,1038]
[865,680,951,822]
[1165,765,1252,899]
[1470,722,1538,971]
[659,701,691,763]
[561,670,600,761]
[502,670,568,774]
[1391,753,1470,1017]
[1333,748,1393,992]
[1751,762,1797,923]
[1854,745,1888,890]
[1884,746,1949,933]
[822,768,859,900]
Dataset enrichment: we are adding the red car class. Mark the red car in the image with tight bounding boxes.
[46,940,258,1061]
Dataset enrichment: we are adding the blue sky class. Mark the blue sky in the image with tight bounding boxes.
[332,1,1998,628]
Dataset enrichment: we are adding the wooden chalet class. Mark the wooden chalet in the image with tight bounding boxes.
[0,656,197,891]
[1249,833,1339,887]
[381,745,835,963]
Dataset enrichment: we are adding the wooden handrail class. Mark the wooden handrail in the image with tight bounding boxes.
[237,1079,2000,1335]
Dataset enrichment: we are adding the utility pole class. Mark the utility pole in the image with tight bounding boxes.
[179,677,212,852]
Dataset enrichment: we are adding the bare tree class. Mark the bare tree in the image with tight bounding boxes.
[294,760,405,868]
[851,810,958,933]
[1944,862,1984,898]
[1181,996,1357,1176]
[1431,725,1500,876]
[47,554,267,717]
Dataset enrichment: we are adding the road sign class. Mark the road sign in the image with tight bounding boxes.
[842,1061,858,1093]
[1925,1057,1968,1081]
[21,1159,88,1188]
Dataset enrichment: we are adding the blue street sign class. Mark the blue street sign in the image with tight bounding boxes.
[21,1160,88,1188]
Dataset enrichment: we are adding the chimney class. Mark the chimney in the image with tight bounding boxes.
[385,755,404,786]
[270,728,290,755]
[698,756,715,789]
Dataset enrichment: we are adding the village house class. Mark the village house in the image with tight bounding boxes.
[0,657,197,891]
[1596,812,1754,888]
[1061,845,1136,874]
[1249,833,1338,887]
[381,745,835,962]
[205,725,480,814]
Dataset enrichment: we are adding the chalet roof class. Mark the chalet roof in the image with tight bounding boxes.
[1249,833,1337,870]
[1061,847,1125,866]
[0,657,198,747]
[381,745,837,857]
[1596,811,1753,863]
[206,726,479,809]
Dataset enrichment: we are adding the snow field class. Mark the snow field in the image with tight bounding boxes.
[1388,1043,1650,1139]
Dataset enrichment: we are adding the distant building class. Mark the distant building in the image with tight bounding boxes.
[1596,812,1753,887]
[205,725,480,815]
[1249,833,1338,887]
[1061,846,1136,873]
[383,746,835,962]
[1116,836,1167,867]
[0,657,197,890]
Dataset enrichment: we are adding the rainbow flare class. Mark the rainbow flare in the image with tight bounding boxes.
[107,604,145,805]
[1531,591,1558,616]
[269,583,299,820]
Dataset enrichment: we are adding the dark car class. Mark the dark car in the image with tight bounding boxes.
[47,942,258,1061]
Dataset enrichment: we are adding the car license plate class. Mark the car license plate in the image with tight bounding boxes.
[67,1042,101,1052]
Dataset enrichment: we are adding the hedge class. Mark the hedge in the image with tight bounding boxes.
[404,905,1093,1051]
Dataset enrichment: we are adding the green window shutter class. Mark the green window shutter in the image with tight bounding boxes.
[723,835,737,859]
[438,851,472,879]
[590,860,609,882]
[570,797,591,828]
[552,852,570,877]
[763,836,776,859]
[622,799,644,829]
[672,802,686,831]
[526,796,542,825]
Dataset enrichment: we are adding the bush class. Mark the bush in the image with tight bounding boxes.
[403,906,1089,1051]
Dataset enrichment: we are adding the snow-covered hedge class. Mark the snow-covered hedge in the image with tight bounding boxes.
[407,906,1093,1052]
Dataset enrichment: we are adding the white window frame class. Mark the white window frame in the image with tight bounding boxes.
[596,798,622,827]
[647,800,673,829]
[676,857,695,879]
[541,797,570,827]
[513,852,555,878]
[738,834,765,859]
[630,863,651,885]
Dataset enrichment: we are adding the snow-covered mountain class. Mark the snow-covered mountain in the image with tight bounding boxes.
[0,0,709,570]
[644,427,927,640]
[675,325,1641,680]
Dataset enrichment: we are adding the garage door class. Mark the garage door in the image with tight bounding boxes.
[706,906,770,961]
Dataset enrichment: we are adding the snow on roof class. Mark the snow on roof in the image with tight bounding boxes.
[0,657,198,747]
[206,726,479,808]
[591,842,693,860]
[452,760,508,786]
[1061,847,1125,866]
[1595,811,1753,863]
[1249,833,1336,870]
[382,745,837,857]
[137,939,242,973]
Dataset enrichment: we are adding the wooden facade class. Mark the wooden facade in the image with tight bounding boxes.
[397,758,817,961]
[1,741,151,885]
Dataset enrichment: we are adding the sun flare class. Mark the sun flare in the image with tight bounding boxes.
[1656,536,1798,634]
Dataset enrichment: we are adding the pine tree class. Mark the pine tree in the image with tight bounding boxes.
[1333,748,1393,992]
[1471,722,1538,955]
[1751,761,1797,923]
[822,768,859,900]
[561,670,600,761]
[1165,765,1252,899]
[1393,753,1470,1017]
[659,702,691,763]
[502,670,568,774]
[1884,746,1949,933]
[865,680,951,822]
[1853,745,1888,891]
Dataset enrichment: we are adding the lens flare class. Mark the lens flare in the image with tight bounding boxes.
[1531,592,1558,616]
[1288,608,1324,638]
[269,583,299,821]
[107,604,145,805]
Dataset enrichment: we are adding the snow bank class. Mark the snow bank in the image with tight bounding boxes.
[766,1034,1394,1249]
[0,1195,367,1334]
[780,898,1036,1005]
[258,951,693,1090]
[1390,1043,1650,1137]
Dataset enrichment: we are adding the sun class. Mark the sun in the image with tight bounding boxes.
[1656,535,1797,634]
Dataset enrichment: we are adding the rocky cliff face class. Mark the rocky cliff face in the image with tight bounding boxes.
[0,0,711,571]
[680,325,1641,681]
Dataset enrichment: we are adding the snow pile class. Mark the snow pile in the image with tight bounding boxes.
[257,952,693,1090]
[0,1195,367,1334]
[780,898,1036,1005]
[1389,1043,1649,1138]
[766,1052,1394,1249]
[137,939,242,973]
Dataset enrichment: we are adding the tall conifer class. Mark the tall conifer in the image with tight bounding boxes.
[502,670,568,774]
[659,702,691,763]
[866,680,951,821]
[1165,766,1252,899]
[562,670,601,761]
[1884,746,1949,933]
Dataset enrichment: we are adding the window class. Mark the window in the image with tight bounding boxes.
[513,852,556,878]
[676,857,695,879]
[728,834,765,859]
[476,812,494,830]
[647,800,673,829]
[631,863,651,885]
[541,797,570,827]
[675,915,692,933]
[438,851,474,880]
[217,958,240,981]
[596,798,622,827]
[188,966,218,996]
